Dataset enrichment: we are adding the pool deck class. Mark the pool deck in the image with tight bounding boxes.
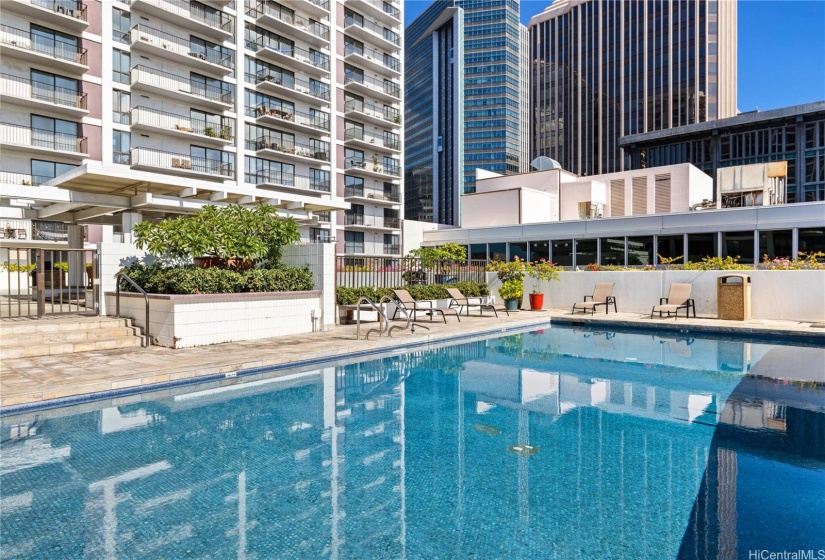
[2,309,823,411]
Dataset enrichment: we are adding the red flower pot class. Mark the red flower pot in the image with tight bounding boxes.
[529,293,544,310]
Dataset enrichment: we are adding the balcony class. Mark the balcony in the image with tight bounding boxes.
[0,123,88,159]
[249,170,331,195]
[3,0,88,32]
[249,37,330,78]
[344,13,400,52]
[0,25,88,73]
[130,25,233,76]
[0,74,88,116]
[253,103,329,136]
[345,157,400,179]
[129,0,234,41]
[289,0,329,19]
[247,2,329,48]
[344,128,399,154]
[343,72,399,104]
[347,0,400,26]
[344,99,400,128]
[344,185,400,206]
[130,106,233,144]
[0,171,58,187]
[250,72,329,108]
[254,136,329,164]
[383,243,401,255]
[131,147,234,180]
[343,42,400,77]
[131,66,233,111]
[344,213,400,231]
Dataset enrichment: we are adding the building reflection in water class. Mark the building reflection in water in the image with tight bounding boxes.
[0,329,822,559]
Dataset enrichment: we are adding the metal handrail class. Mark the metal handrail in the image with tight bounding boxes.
[354,295,388,340]
[115,271,150,347]
[383,295,429,336]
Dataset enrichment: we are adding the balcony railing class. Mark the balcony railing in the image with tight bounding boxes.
[131,66,233,105]
[344,99,400,125]
[0,123,87,153]
[253,102,330,131]
[248,170,330,192]
[344,214,399,228]
[131,146,234,177]
[345,157,400,177]
[131,106,233,140]
[344,42,399,72]
[33,220,70,241]
[247,37,330,72]
[246,2,330,42]
[253,136,329,161]
[344,14,399,46]
[345,242,364,254]
[344,186,400,202]
[31,0,87,22]
[383,243,400,255]
[130,25,233,69]
[0,73,87,110]
[345,128,399,150]
[344,71,399,99]
[0,25,88,65]
[302,0,329,11]
[0,171,53,186]
[134,0,233,33]
[250,71,330,101]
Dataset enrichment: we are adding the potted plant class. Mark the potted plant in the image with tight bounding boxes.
[487,256,528,310]
[133,204,301,268]
[204,126,217,138]
[498,278,523,311]
[372,154,380,172]
[526,259,561,310]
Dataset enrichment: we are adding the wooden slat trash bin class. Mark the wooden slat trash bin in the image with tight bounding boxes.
[718,274,751,321]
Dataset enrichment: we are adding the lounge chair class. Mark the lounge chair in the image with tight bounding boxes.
[651,283,696,319]
[391,289,460,323]
[446,288,509,317]
[572,283,617,315]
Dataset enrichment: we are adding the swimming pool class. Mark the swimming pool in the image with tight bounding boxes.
[1,326,823,559]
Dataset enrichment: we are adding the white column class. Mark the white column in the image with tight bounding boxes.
[121,212,142,244]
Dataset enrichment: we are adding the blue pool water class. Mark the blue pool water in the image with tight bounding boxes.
[1,326,824,559]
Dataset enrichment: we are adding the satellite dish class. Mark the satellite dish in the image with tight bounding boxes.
[530,156,562,171]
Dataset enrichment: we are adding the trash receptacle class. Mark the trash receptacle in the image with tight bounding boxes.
[717,274,751,320]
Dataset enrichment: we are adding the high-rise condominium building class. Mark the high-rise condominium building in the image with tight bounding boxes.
[404,0,529,226]
[529,0,737,176]
[0,0,403,258]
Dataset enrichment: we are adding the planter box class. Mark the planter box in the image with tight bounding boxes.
[105,290,323,348]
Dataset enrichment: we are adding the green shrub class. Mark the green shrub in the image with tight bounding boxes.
[336,281,489,305]
[117,263,312,294]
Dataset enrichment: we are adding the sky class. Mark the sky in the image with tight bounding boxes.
[403,0,825,112]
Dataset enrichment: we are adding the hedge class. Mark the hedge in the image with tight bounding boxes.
[118,263,313,295]
[336,281,489,306]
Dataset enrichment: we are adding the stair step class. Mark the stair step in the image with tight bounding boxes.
[1,336,144,359]
[0,316,133,336]
[1,326,141,346]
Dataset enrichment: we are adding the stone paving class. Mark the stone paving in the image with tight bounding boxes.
[1,309,822,409]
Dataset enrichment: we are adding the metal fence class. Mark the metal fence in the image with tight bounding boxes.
[336,257,487,289]
[1,247,97,318]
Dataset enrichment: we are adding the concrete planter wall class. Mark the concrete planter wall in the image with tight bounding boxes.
[105,290,323,348]
[487,270,825,322]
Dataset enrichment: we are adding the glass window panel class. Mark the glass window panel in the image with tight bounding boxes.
[552,240,573,267]
[489,243,506,262]
[470,244,487,261]
[721,230,755,264]
[798,228,825,255]
[758,230,793,261]
[509,242,527,262]
[657,235,684,264]
[687,233,718,262]
[600,238,625,266]
[575,239,597,266]
[627,236,654,266]
[528,241,549,262]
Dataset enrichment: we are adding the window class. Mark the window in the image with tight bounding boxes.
[509,242,527,261]
[657,235,685,263]
[344,36,363,56]
[113,8,130,43]
[600,238,625,266]
[344,64,363,84]
[113,131,130,164]
[687,233,718,262]
[798,228,825,255]
[190,36,232,67]
[245,156,292,185]
[31,25,79,60]
[721,231,755,264]
[528,241,549,262]
[31,115,78,151]
[489,243,506,262]
[113,90,130,124]
[310,228,330,243]
[552,240,573,267]
[344,231,364,254]
[384,234,399,254]
[31,160,78,184]
[191,72,231,103]
[113,49,130,84]
[575,239,597,266]
[31,69,78,105]
[309,169,329,192]
[191,109,226,137]
[345,148,365,168]
[191,146,231,174]
[627,237,654,266]
[758,230,793,261]
[470,244,487,261]
[344,120,363,141]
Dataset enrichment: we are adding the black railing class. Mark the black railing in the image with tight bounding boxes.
[336,257,488,288]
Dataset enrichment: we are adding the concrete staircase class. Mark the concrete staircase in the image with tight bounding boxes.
[1,316,145,358]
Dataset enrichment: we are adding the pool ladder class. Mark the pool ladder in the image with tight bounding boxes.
[354,296,430,340]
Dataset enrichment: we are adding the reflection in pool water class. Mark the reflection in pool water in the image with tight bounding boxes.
[1,327,823,559]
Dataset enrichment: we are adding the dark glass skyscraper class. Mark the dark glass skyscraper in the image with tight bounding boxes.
[529,0,737,176]
[405,0,529,225]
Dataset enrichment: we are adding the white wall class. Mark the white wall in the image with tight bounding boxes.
[521,189,558,223]
[489,270,825,322]
[462,190,521,228]
[559,179,607,220]
[282,243,335,331]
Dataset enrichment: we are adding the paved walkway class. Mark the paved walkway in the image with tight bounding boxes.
[2,309,822,409]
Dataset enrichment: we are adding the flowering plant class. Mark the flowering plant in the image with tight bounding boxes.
[527,259,561,294]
